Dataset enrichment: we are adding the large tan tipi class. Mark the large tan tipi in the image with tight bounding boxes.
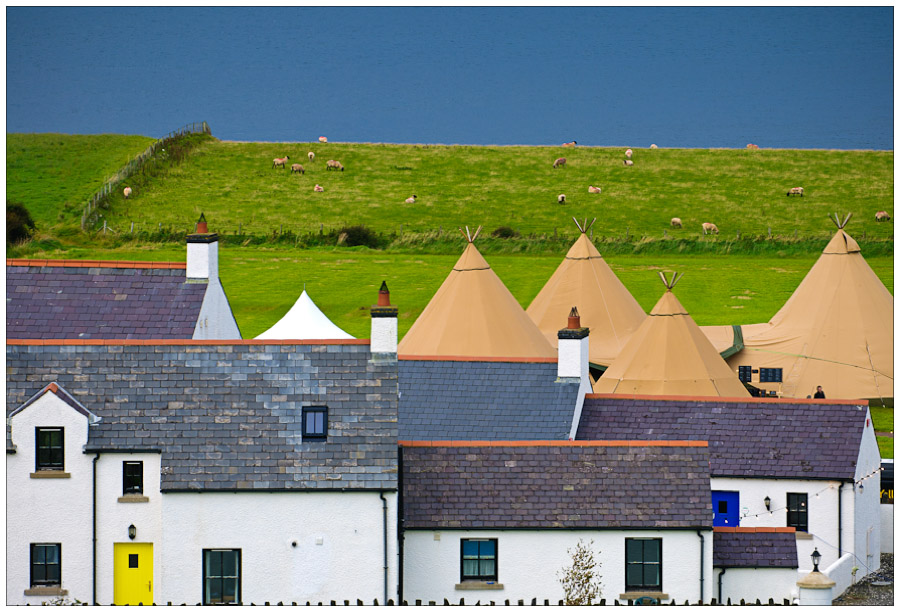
[527,218,647,367]
[727,215,893,400]
[398,227,556,358]
[593,272,750,397]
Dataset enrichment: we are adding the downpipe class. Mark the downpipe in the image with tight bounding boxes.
[838,482,843,556]
[379,491,388,605]
[718,567,727,604]
[92,453,100,606]
[696,530,705,604]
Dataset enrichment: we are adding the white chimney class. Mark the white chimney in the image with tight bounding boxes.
[370,281,398,356]
[557,307,590,381]
[186,213,218,281]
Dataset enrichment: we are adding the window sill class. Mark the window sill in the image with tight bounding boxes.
[30,471,70,479]
[25,586,67,597]
[456,582,504,591]
[118,494,149,503]
[619,591,669,601]
[796,532,813,540]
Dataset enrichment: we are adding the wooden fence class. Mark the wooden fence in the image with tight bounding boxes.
[80,121,211,230]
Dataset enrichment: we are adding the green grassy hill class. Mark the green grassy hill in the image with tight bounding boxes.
[21,136,893,244]
[6,133,156,226]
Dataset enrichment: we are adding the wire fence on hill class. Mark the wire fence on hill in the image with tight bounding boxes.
[81,122,210,230]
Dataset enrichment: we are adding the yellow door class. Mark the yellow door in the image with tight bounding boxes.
[114,543,153,605]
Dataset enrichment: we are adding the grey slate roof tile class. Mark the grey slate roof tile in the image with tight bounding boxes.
[401,443,712,529]
[6,264,206,339]
[7,343,398,491]
[713,529,799,568]
[398,360,578,440]
[576,396,866,480]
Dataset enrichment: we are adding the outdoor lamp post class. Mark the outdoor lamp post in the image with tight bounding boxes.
[811,548,821,572]
[128,524,137,540]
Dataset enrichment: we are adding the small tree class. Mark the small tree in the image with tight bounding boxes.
[558,538,603,605]
[7,200,35,245]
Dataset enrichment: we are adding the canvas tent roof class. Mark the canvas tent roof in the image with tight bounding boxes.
[526,223,647,366]
[593,282,750,397]
[398,237,556,358]
[726,227,893,400]
[255,289,354,340]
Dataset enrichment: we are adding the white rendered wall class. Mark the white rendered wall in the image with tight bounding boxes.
[371,317,398,354]
[403,530,713,605]
[158,491,397,605]
[192,277,242,339]
[851,408,882,576]
[711,477,846,571]
[187,240,218,280]
[712,567,798,605]
[880,504,893,553]
[6,394,94,604]
[558,336,592,440]
[94,453,163,604]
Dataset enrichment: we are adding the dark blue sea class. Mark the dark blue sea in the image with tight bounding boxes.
[6,6,894,150]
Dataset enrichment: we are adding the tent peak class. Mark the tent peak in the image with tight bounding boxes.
[830,212,853,230]
[458,225,483,243]
[658,271,684,291]
[572,217,597,234]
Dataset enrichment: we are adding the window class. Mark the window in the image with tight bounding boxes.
[461,539,497,582]
[203,549,241,605]
[123,461,143,495]
[35,428,64,471]
[759,367,783,383]
[31,543,61,587]
[625,538,662,591]
[738,366,752,382]
[787,493,808,532]
[302,406,327,440]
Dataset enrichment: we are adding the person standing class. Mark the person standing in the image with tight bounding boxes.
[814,386,826,398]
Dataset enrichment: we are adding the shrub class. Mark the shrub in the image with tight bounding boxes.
[334,225,382,248]
[7,200,36,245]
[491,226,520,239]
[558,538,603,605]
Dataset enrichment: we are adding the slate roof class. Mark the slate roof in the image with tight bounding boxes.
[399,359,579,440]
[6,261,207,339]
[7,341,398,490]
[576,395,867,480]
[713,528,799,568]
[401,441,712,529]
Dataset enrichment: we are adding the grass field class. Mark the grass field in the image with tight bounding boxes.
[6,133,156,226]
[24,137,892,245]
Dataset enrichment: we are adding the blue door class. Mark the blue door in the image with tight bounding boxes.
[712,491,740,526]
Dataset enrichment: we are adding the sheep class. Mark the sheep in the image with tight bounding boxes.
[702,222,719,235]
[671,217,682,228]
[319,136,328,143]
[308,151,315,162]
[875,211,891,222]
[558,194,566,204]
[123,186,133,199]
[787,187,804,197]
[273,156,290,169]
[623,159,634,166]
[290,163,305,174]
[405,195,417,204]
[625,148,633,158]
[650,144,658,149]
[326,160,344,171]
[588,185,602,194]
[314,184,324,192]
[747,143,760,150]
[562,141,577,147]
[553,157,567,169]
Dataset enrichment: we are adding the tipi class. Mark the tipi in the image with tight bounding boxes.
[398,226,556,358]
[255,288,354,340]
[593,272,750,397]
[527,218,647,367]
[727,215,893,400]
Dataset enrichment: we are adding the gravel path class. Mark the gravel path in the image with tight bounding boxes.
[834,553,893,606]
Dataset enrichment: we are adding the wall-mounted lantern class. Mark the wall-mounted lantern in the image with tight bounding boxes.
[764,496,771,511]
[811,548,822,573]
[128,524,137,540]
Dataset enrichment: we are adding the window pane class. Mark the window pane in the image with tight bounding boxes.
[222,551,237,576]
[626,539,642,560]
[479,540,495,558]
[45,545,59,564]
[208,551,222,577]
[208,577,222,603]
[643,564,660,587]
[33,562,47,583]
[462,559,479,577]
[314,412,324,433]
[626,564,643,586]
[480,559,495,577]
[47,562,61,583]
[223,578,237,602]
[643,541,660,563]
[462,540,480,558]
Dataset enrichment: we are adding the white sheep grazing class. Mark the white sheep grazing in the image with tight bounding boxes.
[625,148,633,158]
[273,156,289,169]
[875,211,891,222]
[787,187,804,197]
[562,141,577,147]
[650,144,658,149]
[308,151,315,162]
[588,185,601,194]
[123,187,133,199]
[290,163,305,174]
[671,217,682,228]
[553,157,566,169]
[314,184,324,192]
[326,160,344,171]
[319,136,328,143]
[558,194,566,204]
[623,159,634,166]
[405,195,417,204]
[702,222,719,235]
[747,143,760,150]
